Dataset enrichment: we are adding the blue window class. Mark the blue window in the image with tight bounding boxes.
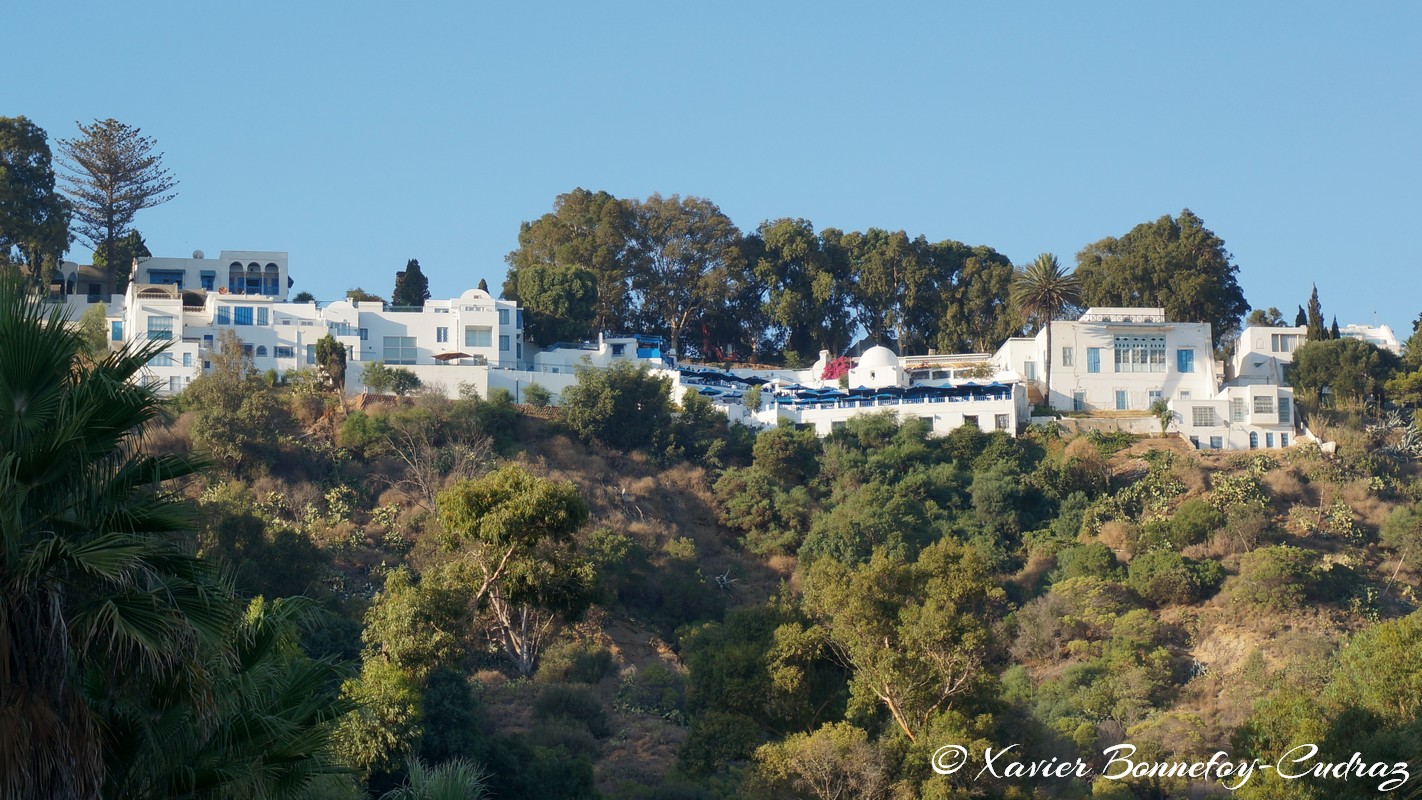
[306,344,316,364]
[200,271,216,290]
[1086,347,1101,373]
[499,334,510,352]
[516,309,523,329]
[1073,391,1085,411]
[1249,431,1259,449]
[149,353,175,366]
[1209,436,1223,449]
[1115,390,1128,410]
[147,316,173,341]
[1265,432,1274,448]
[1281,433,1289,447]
[436,327,448,343]
[275,346,294,359]
[1177,349,1194,373]
[148,269,185,287]
[612,343,625,357]
[234,306,253,326]
[111,320,123,341]
[256,307,269,326]
[183,352,192,367]
[1278,398,1291,424]
[255,346,267,357]
[216,306,230,325]
[498,308,510,325]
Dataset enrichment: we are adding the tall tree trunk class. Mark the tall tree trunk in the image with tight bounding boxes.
[1043,320,1052,409]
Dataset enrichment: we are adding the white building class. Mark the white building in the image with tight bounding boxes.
[50,249,1328,452]
[994,309,1301,451]
[1338,323,1403,355]
[673,345,1030,438]
[103,275,528,397]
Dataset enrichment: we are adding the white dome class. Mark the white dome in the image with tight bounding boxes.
[858,345,898,369]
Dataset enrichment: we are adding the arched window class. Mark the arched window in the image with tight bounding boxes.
[263,263,280,295]
[228,262,244,292]
[246,263,262,294]
[1249,431,1259,449]
[255,345,268,357]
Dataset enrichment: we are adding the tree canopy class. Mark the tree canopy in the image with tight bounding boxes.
[0,116,71,288]
[1076,209,1249,349]
[392,258,431,308]
[1290,336,1401,406]
[504,188,634,337]
[57,118,177,294]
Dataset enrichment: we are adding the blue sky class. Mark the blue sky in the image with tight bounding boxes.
[8,2,1419,335]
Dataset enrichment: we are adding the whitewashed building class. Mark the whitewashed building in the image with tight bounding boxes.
[1338,323,1403,355]
[995,309,1302,451]
[674,345,1030,438]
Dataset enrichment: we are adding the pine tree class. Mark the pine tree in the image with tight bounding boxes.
[1295,305,1307,327]
[57,119,177,295]
[1330,316,1341,340]
[391,258,430,308]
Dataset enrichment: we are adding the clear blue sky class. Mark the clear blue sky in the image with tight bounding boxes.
[8,1,1419,335]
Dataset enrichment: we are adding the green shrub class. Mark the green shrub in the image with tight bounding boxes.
[1234,546,1318,611]
[1127,551,1223,606]
[1051,543,1124,583]
[535,639,615,684]
[615,663,685,721]
[522,382,552,407]
[532,685,610,738]
[530,720,599,760]
[678,710,762,776]
[1171,498,1224,546]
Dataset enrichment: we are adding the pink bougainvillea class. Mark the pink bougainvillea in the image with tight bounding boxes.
[821,356,853,382]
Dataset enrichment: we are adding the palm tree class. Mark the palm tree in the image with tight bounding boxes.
[0,277,228,797]
[1010,254,1081,408]
[381,758,489,800]
[103,597,354,799]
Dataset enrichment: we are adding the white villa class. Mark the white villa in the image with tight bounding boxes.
[49,250,1363,451]
[992,308,1302,450]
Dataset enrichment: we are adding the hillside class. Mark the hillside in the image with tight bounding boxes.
[142,368,1422,799]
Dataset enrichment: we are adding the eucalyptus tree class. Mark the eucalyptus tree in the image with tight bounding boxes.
[1075,210,1248,349]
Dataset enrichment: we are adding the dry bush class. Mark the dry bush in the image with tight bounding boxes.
[1170,459,1208,497]
[1262,468,1308,506]
[1063,435,1098,461]
[289,393,325,426]
[1097,520,1137,559]
[145,410,197,457]
[1339,479,1393,532]
[1207,506,1274,556]
[1011,548,1056,596]
[767,554,797,577]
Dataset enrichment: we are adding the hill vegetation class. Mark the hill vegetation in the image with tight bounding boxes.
[9,290,1418,799]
